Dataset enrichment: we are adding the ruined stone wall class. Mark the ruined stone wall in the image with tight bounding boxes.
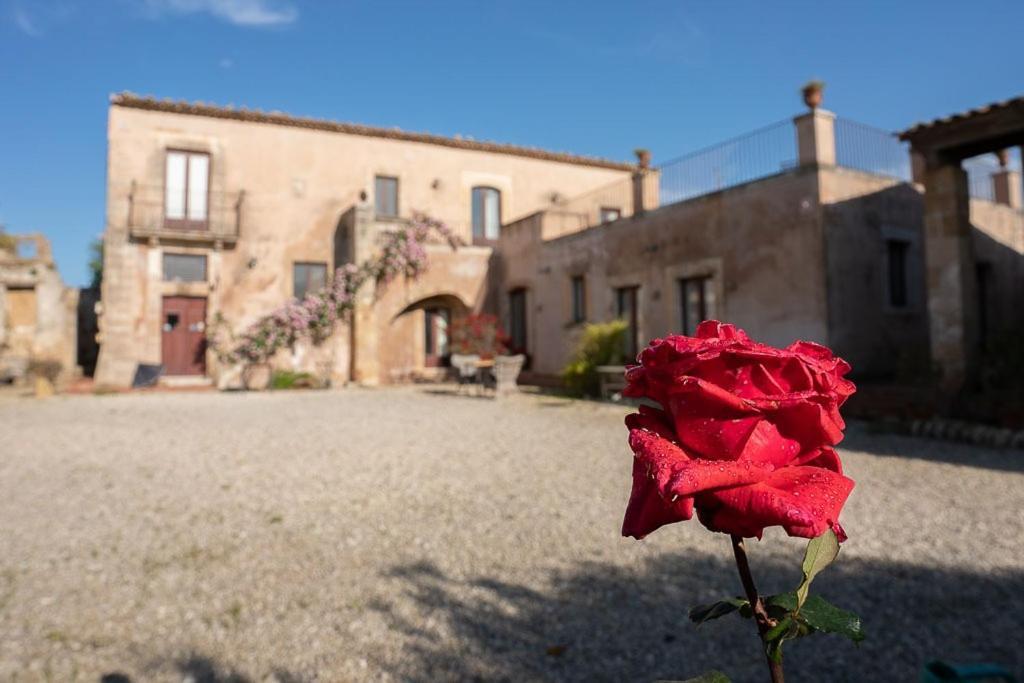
[0,234,78,384]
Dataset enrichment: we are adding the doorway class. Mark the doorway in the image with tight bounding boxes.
[424,307,451,367]
[161,296,207,375]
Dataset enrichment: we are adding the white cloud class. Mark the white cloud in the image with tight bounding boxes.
[143,0,298,27]
[219,57,234,68]
[12,6,42,36]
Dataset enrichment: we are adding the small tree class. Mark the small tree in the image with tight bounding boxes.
[561,320,627,397]
[88,239,104,289]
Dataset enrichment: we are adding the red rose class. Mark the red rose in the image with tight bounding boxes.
[621,321,856,541]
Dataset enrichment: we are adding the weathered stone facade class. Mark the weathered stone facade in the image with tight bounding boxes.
[500,108,1023,392]
[0,233,79,386]
[94,93,1022,400]
[95,95,639,387]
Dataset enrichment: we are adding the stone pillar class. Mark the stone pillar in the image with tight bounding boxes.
[349,203,380,385]
[793,109,836,167]
[632,149,651,217]
[910,151,927,185]
[0,283,7,349]
[991,168,1022,209]
[922,160,978,392]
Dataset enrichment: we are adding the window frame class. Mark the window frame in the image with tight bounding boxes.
[471,186,502,244]
[374,175,400,218]
[570,275,587,324]
[615,285,640,361]
[599,206,622,224]
[292,261,328,300]
[885,238,911,310]
[163,149,211,231]
[678,275,714,336]
[162,252,208,283]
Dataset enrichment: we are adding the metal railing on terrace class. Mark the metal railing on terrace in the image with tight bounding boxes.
[834,118,911,180]
[657,119,796,205]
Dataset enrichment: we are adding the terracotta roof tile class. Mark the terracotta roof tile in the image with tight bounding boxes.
[898,95,1024,139]
[110,93,637,171]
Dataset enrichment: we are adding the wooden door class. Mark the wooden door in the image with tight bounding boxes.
[508,288,527,354]
[161,296,207,375]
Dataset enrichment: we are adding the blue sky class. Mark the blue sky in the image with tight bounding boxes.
[2,0,1023,286]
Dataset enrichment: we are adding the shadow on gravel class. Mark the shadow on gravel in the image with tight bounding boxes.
[843,422,1024,474]
[370,553,1024,683]
[102,653,306,683]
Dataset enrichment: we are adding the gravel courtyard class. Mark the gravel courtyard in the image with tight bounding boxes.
[1,388,1022,682]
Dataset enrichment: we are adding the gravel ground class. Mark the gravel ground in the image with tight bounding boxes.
[0,387,1022,683]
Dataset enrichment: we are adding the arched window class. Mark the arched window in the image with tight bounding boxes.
[471,186,501,241]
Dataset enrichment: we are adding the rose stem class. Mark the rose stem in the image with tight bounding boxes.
[730,534,785,683]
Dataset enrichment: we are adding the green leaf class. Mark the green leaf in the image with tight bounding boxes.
[766,593,865,643]
[796,528,840,610]
[688,598,748,625]
[798,595,866,643]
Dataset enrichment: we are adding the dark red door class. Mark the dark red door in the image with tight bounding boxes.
[161,296,207,375]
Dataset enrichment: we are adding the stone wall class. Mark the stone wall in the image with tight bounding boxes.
[497,168,829,377]
[0,233,78,385]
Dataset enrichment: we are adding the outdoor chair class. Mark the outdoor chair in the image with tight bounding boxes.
[492,354,525,397]
[450,354,481,394]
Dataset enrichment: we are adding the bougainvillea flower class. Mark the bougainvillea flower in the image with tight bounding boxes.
[621,321,856,541]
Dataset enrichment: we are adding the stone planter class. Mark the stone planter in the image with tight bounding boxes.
[802,83,824,109]
[242,363,272,391]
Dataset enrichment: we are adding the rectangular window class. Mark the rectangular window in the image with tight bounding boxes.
[570,275,586,323]
[375,175,399,217]
[615,286,639,360]
[472,187,502,241]
[162,253,207,282]
[293,262,328,299]
[508,288,528,352]
[599,207,622,224]
[679,276,716,336]
[886,239,910,308]
[165,150,210,225]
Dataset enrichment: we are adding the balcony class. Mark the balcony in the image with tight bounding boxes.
[126,181,244,245]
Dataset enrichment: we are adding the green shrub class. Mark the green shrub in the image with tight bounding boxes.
[561,320,628,397]
[270,370,317,390]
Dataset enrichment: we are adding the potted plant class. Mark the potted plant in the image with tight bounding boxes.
[450,313,507,359]
[634,148,652,169]
[801,80,825,109]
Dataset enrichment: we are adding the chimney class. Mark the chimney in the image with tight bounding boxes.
[632,148,651,216]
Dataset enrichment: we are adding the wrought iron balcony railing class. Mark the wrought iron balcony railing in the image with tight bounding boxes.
[126,181,244,243]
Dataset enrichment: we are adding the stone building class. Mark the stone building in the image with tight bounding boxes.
[94,91,1023,405]
[0,232,79,385]
[500,97,1023,406]
[93,94,642,387]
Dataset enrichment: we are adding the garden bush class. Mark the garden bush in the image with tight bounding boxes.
[561,320,627,397]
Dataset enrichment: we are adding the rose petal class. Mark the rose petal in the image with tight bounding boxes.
[698,465,854,539]
[622,459,695,539]
[627,427,692,492]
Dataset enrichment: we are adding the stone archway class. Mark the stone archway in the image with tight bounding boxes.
[379,292,471,383]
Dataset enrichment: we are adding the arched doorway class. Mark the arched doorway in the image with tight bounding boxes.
[384,293,471,382]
